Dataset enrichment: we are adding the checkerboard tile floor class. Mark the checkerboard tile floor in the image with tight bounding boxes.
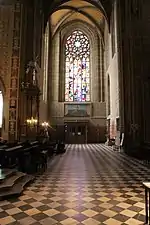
[0,144,149,224]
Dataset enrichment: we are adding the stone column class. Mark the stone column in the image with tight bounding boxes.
[0,2,14,140]
[140,1,150,148]
[116,0,125,134]
[99,38,105,102]
[117,0,150,152]
[19,0,44,139]
[91,34,100,102]
[51,33,60,102]
[8,1,22,141]
[18,0,34,139]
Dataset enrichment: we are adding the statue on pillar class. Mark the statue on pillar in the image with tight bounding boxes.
[20,58,41,140]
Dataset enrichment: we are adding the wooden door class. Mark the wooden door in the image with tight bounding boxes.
[65,123,86,144]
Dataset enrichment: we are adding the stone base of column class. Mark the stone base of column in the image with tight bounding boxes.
[124,141,150,161]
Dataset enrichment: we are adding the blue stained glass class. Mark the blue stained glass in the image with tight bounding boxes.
[65,30,90,102]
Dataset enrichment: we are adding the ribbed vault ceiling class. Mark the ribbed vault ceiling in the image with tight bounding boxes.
[43,0,112,18]
[49,0,109,37]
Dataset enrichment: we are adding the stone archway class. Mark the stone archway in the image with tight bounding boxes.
[43,0,119,144]
[48,11,107,142]
[43,0,112,32]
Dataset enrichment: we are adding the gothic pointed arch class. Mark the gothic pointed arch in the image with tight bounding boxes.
[65,30,90,102]
[43,0,111,31]
[56,20,104,103]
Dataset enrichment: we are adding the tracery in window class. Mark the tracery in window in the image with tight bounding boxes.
[65,30,90,102]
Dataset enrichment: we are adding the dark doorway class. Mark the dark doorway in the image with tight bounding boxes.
[65,122,87,144]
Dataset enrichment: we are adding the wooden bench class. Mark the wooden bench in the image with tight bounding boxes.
[0,141,52,174]
[1,145,23,168]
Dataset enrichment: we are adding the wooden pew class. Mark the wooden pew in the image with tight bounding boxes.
[0,140,52,174]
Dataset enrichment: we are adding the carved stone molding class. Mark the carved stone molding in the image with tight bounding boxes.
[8,1,22,141]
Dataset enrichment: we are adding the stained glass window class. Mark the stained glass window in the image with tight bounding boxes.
[65,30,90,102]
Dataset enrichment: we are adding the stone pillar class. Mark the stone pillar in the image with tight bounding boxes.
[18,0,34,139]
[117,0,150,153]
[140,1,150,149]
[116,0,125,134]
[0,2,14,140]
[91,34,99,102]
[0,0,43,141]
[51,33,60,102]
[99,38,105,102]
[19,0,44,139]
[8,1,22,141]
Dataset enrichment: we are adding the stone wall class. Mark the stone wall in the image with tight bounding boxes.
[48,21,106,142]
[0,0,45,141]
[104,0,119,139]
[0,1,22,141]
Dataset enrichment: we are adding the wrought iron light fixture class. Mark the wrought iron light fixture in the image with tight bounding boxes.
[26,117,38,126]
